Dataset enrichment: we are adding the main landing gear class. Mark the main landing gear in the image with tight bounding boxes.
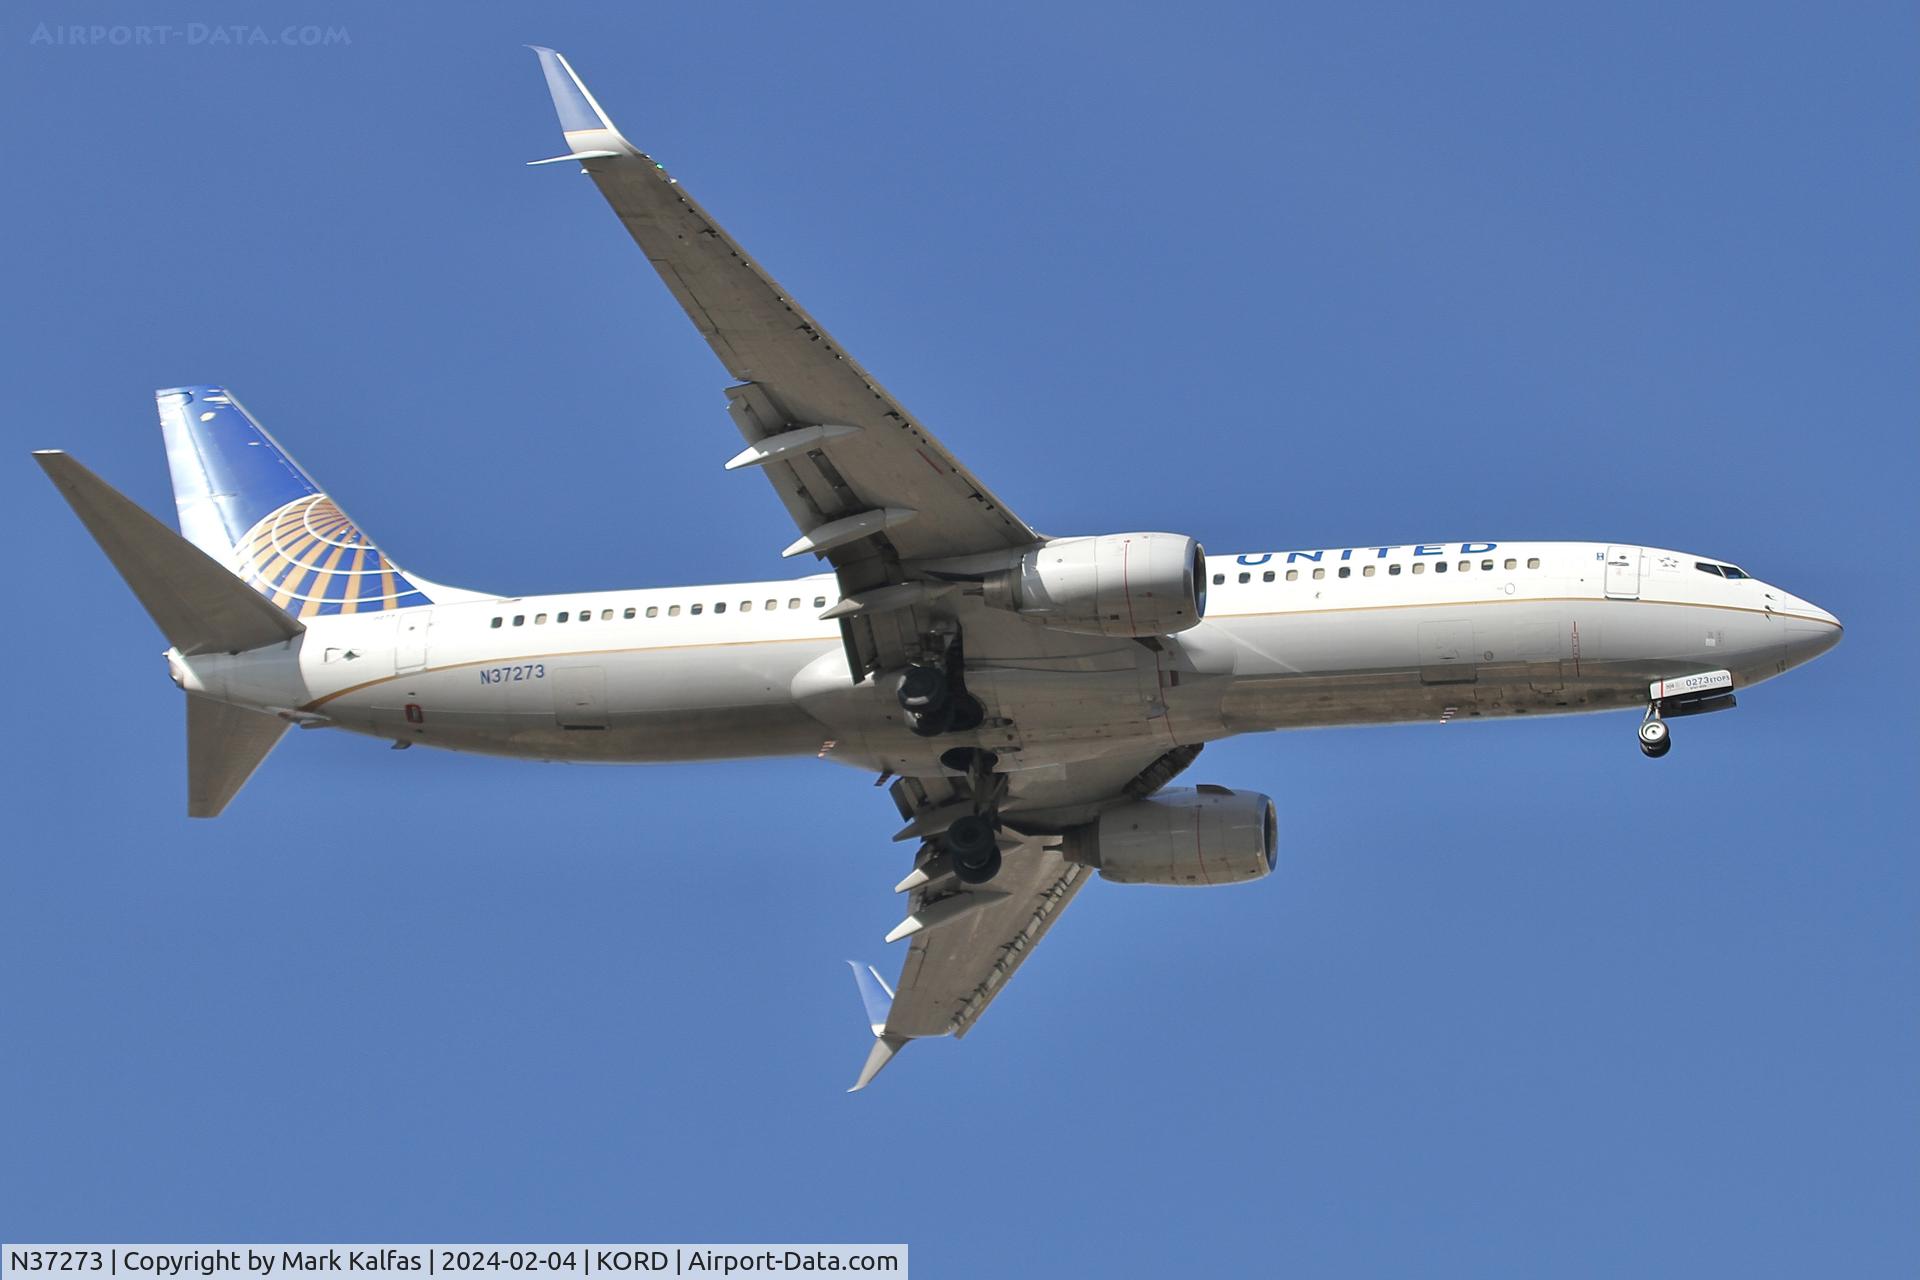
[945,813,1002,883]
[938,746,1005,884]
[896,661,985,737]
[894,626,985,739]
[1638,710,1671,759]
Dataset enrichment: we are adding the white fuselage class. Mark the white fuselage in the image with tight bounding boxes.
[171,541,1841,805]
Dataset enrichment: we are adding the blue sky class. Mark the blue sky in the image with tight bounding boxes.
[3,2,1914,1274]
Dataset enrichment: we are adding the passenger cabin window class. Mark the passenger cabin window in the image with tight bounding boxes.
[668,605,681,617]
[623,607,636,619]
[490,617,502,628]
[1263,570,1275,582]
[1388,564,1401,575]
[1435,562,1448,573]
[740,601,752,612]
[557,611,569,623]
[1362,565,1375,577]
[1337,566,1350,578]
[714,602,726,614]
[603,609,614,621]
[765,599,777,610]
[1504,558,1517,570]
[1238,572,1250,584]
[645,606,658,618]
[513,615,525,626]
[535,613,548,624]
[1527,557,1541,569]
[814,597,827,608]
[1312,567,1326,580]
[691,604,702,615]
[1213,573,1226,586]
[788,598,801,609]
[1412,563,1425,574]
[1286,569,1299,582]
[1458,560,1470,572]
[1481,559,1494,571]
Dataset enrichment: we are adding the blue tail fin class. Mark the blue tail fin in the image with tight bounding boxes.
[155,386,434,617]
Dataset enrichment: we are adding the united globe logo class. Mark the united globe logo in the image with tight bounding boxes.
[232,494,428,616]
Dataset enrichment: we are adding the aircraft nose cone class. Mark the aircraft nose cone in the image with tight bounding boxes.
[1782,606,1843,667]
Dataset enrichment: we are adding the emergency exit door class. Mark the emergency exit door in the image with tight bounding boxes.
[1604,546,1641,599]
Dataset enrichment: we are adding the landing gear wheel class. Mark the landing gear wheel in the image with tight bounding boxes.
[908,700,956,738]
[945,814,1002,884]
[897,665,949,714]
[946,694,986,734]
[1638,718,1670,758]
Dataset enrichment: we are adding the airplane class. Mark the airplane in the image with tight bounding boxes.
[33,48,1842,1091]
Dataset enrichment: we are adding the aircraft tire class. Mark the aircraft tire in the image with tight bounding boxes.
[947,815,1001,883]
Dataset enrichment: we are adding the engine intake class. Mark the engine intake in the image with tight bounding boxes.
[1062,786,1276,886]
[984,533,1206,637]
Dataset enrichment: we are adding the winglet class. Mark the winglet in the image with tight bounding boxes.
[528,46,636,157]
[850,1035,908,1093]
[848,960,895,1034]
[845,961,909,1092]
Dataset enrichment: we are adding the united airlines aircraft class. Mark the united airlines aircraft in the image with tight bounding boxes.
[34,49,1842,1090]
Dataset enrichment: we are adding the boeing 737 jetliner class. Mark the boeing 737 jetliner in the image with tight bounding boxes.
[35,49,1842,1090]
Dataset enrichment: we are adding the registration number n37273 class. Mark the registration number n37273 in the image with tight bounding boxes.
[479,663,545,684]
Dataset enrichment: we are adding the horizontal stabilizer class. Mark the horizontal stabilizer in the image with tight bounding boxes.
[188,694,288,817]
[34,451,304,656]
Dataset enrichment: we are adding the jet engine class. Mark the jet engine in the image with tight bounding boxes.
[983,533,1206,637]
[1061,786,1276,886]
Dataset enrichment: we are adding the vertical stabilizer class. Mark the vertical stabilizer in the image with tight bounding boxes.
[155,385,436,617]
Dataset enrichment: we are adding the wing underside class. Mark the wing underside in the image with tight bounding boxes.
[530,47,1037,679]
[528,49,1201,1090]
[845,741,1202,1089]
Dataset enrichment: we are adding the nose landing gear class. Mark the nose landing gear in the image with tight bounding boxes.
[1636,669,1739,759]
[1638,711,1671,758]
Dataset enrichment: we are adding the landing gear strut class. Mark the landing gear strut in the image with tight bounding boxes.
[1638,710,1671,758]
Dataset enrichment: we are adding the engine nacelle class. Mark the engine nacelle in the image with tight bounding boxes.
[1062,786,1276,886]
[984,533,1206,637]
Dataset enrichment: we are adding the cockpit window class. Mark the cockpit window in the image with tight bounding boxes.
[1720,564,1749,579]
[1696,561,1750,580]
